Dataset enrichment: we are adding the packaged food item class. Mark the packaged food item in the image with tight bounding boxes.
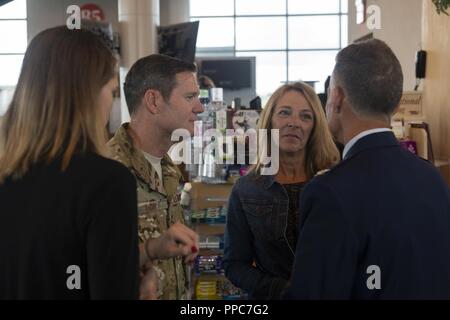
[191,209,206,221]
[206,207,221,219]
[220,280,248,300]
[399,139,418,155]
[199,235,222,249]
[195,280,219,300]
[194,255,223,275]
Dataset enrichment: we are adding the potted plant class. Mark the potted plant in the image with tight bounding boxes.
[432,0,450,15]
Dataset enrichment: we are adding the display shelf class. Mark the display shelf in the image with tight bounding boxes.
[189,182,247,300]
[198,248,224,256]
[193,273,247,300]
[193,223,226,236]
[193,273,225,281]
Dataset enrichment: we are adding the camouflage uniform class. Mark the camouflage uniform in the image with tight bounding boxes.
[107,123,189,300]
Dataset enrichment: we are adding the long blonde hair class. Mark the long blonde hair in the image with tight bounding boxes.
[0,26,116,182]
[251,81,339,179]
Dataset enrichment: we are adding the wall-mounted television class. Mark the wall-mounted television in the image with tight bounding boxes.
[0,0,14,6]
[157,21,199,63]
[196,57,255,90]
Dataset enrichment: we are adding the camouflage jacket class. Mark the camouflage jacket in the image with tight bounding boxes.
[107,123,189,300]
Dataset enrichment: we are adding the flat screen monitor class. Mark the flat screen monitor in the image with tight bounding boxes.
[0,0,14,6]
[198,57,254,90]
[157,21,199,63]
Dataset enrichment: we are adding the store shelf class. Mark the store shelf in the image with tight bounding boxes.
[189,182,246,300]
[199,248,224,256]
[194,223,226,236]
[193,273,225,281]
[190,182,234,210]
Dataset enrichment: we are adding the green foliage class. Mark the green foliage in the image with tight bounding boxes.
[433,0,450,15]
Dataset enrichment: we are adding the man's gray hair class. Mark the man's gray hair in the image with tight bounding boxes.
[333,39,403,118]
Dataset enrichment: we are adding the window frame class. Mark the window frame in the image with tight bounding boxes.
[0,0,28,77]
[190,0,348,93]
[0,0,27,114]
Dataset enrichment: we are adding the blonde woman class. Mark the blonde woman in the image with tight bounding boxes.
[0,27,139,299]
[223,82,339,299]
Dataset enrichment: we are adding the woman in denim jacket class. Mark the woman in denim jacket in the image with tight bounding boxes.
[223,82,339,299]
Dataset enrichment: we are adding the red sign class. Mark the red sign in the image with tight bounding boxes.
[80,4,105,21]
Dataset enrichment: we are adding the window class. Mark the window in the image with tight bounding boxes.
[0,0,27,115]
[190,0,348,102]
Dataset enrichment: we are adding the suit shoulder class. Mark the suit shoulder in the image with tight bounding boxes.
[310,165,341,184]
[314,168,332,177]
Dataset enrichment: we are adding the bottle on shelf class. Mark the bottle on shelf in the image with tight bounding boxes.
[195,88,228,184]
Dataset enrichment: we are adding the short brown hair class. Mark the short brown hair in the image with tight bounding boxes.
[333,39,403,118]
[124,54,197,115]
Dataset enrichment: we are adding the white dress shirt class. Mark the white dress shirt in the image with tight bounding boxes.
[342,128,392,160]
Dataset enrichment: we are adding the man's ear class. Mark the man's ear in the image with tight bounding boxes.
[330,86,345,114]
[142,89,162,114]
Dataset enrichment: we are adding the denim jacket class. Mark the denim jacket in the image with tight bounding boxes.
[223,172,304,299]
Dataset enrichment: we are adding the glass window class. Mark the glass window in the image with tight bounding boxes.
[0,21,27,53]
[0,86,14,116]
[288,15,340,49]
[236,17,286,50]
[193,18,234,48]
[237,51,286,99]
[191,1,347,97]
[196,48,235,57]
[341,0,348,13]
[236,0,286,15]
[0,0,27,90]
[341,15,348,47]
[0,54,24,86]
[288,0,340,14]
[0,0,27,19]
[288,50,337,92]
[190,0,234,17]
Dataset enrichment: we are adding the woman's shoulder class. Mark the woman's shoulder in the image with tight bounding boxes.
[233,171,265,190]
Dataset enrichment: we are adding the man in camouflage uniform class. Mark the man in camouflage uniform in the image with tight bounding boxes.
[108,54,204,299]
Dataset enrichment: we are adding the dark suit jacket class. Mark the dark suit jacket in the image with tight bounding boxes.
[284,132,450,299]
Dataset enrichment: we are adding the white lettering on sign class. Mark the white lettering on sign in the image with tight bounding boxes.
[80,4,105,21]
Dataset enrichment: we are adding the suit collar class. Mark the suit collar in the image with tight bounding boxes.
[344,131,399,161]
[343,128,392,159]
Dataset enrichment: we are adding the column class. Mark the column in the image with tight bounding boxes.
[117,0,159,123]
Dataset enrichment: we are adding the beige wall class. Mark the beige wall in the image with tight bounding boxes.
[348,0,423,91]
[160,0,190,26]
[421,0,450,162]
[26,0,187,38]
[27,0,119,42]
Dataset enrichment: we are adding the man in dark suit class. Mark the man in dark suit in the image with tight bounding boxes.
[319,75,345,157]
[284,39,450,299]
